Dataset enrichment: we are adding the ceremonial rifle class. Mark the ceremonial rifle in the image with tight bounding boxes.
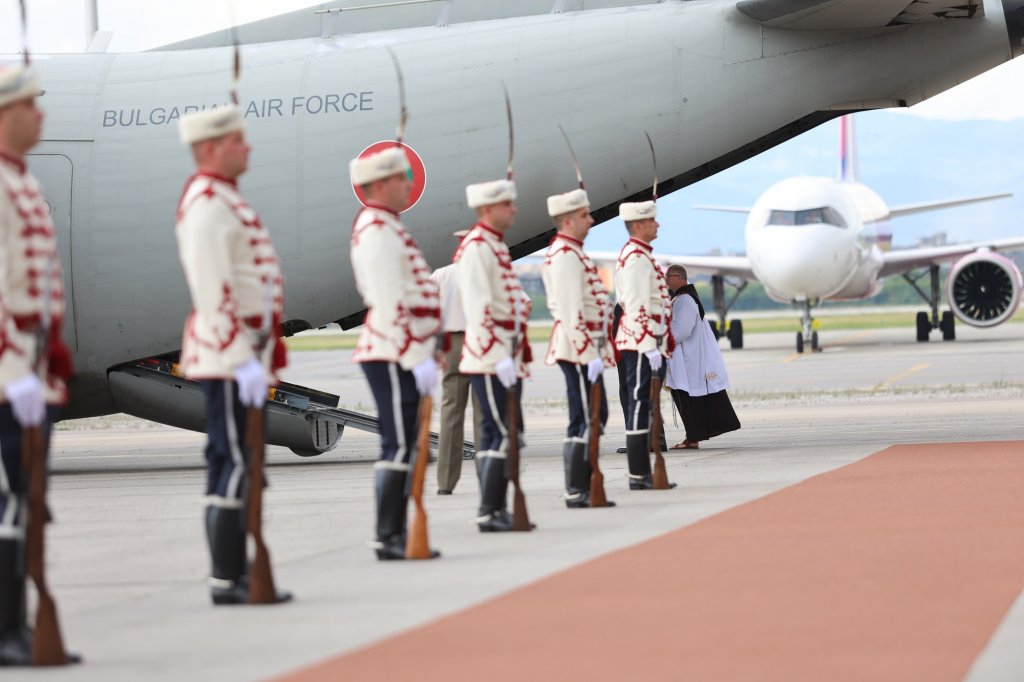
[506,296,532,531]
[649,302,671,491]
[244,278,281,603]
[587,302,612,507]
[406,393,434,559]
[21,253,73,665]
[16,0,73,661]
[499,89,531,531]
[555,123,612,504]
[645,131,671,490]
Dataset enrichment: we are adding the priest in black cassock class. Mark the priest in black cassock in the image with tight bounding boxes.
[665,265,741,449]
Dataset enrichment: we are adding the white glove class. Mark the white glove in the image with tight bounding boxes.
[644,349,663,373]
[587,358,604,383]
[411,358,438,396]
[234,358,267,408]
[5,374,45,427]
[495,357,517,389]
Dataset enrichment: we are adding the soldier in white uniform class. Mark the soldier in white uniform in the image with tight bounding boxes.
[455,179,531,532]
[349,146,441,560]
[175,105,291,604]
[614,201,676,490]
[0,64,78,665]
[542,189,614,508]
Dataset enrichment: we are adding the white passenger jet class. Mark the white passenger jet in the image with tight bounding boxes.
[633,115,1024,353]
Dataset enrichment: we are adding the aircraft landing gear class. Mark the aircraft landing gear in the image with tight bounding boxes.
[903,264,955,343]
[726,319,744,349]
[941,310,956,341]
[795,299,820,353]
[711,275,748,350]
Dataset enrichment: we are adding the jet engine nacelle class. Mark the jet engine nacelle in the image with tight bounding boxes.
[946,251,1023,328]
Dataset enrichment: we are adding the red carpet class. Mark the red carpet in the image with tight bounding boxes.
[280,441,1024,682]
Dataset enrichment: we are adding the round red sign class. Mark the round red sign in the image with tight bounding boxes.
[351,141,427,213]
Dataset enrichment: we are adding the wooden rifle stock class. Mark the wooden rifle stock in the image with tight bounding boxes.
[245,405,279,603]
[21,425,70,665]
[405,396,433,559]
[650,372,671,490]
[587,380,610,507]
[505,384,532,531]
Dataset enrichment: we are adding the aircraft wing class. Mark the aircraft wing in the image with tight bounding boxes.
[588,251,756,280]
[878,237,1024,278]
[692,205,752,214]
[887,192,1012,218]
[736,0,984,30]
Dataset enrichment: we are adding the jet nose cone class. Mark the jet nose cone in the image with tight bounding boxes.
[749,226,856,299]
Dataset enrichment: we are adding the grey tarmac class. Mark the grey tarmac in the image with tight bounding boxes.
[34,323,1024,681]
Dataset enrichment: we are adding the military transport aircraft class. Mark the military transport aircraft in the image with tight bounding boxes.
[590,114,1024,354]
[3,0,1023,456]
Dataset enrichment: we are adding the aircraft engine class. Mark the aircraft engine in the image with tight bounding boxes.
[946,251,1023,328]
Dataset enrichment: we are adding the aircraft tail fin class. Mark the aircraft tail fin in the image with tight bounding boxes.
[838,114,858,183]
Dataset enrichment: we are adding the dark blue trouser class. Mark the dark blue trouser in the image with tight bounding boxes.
[201,380,251,505]
[557,361,608,440]
[361,361,421,540]
[361,361,420,468]
[619,351,664,434]
[0,405,57,539]
[468,374,523,456]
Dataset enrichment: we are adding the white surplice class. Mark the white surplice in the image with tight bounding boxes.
[666,293,730,397]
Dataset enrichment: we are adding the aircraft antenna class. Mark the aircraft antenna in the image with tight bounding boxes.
[18,0,30,65]
[503,82,514,180]
[387,48,408,146]
[227,0,241,105]
[645,131,658,201]
[557,125,585,191]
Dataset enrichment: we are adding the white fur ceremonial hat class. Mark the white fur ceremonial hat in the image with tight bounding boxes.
[619,201,657,222]
[0,65,44,110]
[349,146,411,186]
[546,188,590,217]
[178,105,245,145]
[466,179,517,209]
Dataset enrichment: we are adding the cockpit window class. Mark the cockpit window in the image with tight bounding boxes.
[767,207,846,228]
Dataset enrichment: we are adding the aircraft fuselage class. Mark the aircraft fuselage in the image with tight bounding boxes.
[3,0,1016,417]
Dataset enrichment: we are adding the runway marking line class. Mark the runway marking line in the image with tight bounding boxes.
[873,362,930,391]
[278,440,1024,682]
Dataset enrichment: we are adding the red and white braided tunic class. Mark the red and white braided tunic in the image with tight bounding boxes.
[175,171,287,382]
[350,202,440,370]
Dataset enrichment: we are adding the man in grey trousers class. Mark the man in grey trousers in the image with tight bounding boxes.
[431,235,482,495]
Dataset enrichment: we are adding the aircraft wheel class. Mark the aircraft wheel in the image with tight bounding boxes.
[941,311,956,341]
[916,312,930,342]
[810,331,819,351]
[709,320,721,340]
[728,320,744,349]
[796,332,804,354]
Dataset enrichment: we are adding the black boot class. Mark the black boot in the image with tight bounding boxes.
[207,506,250,605]
[0,539,30,666]
[477,454,514,532]
[565,441,591,508]
[373,468,413,560]
[626,433,655,490]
